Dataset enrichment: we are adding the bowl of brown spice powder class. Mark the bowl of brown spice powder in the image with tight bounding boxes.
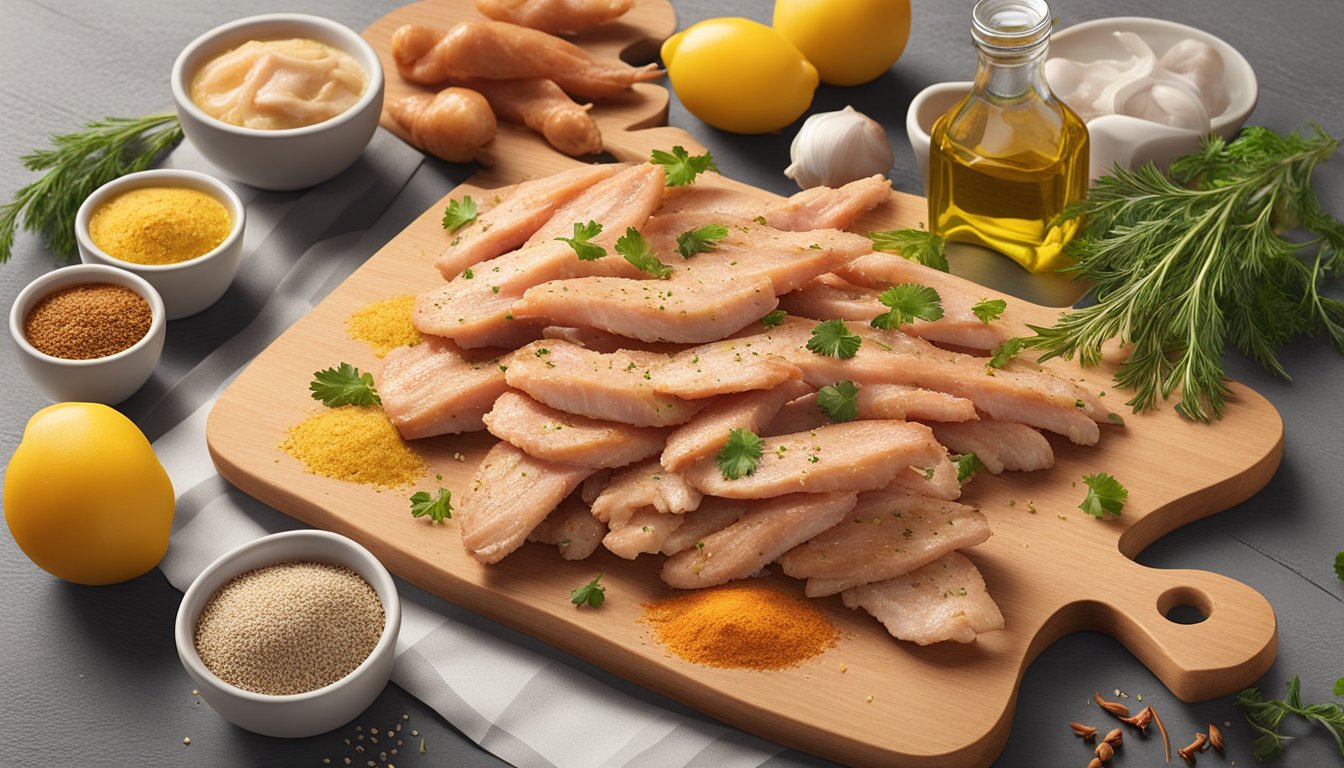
[76,168,245,320]
[174,529,401,738]
[9,263,166,405]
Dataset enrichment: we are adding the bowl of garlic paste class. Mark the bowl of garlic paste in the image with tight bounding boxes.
[171,14,385,191]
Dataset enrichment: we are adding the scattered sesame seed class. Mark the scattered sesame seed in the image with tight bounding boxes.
[401,714,409,720]
[391,749,398,756]
[323,760,331,765]
[865,696,874,703]
[838,664,847,673]
[386,730,394,738]
[183,737,191,746]
[344,759,352,766]
[410,730,419,737]
[191,689,199,696]
[395,724,402,732]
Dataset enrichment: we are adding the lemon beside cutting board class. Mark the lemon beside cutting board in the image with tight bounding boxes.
[773,0,912,86]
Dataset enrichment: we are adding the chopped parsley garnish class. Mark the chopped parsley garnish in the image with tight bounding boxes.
[760,309,787,328]
[615,227,672,278]
[555,220,606,261]
[676,223,729,258]
[570,573,606,608]
[1079,473,1127,518]
[650,145,719,186]
[442,196,477,232]
[716,427,764,480]
[867,228,949,272]
[988,337,1030,369]
[816,380,860,423]
[409,487,453,522]
[971,298,1007,324]
[954,453,984,484]
[871,284,944,331]
[309,363,381,407]
[462,267,474,279]
[807,319,862,359]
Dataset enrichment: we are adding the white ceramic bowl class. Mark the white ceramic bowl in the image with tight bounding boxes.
[907,17,1258,186]
[76,169,245,320]
[9,264,166,405]
[174,530,401,738]
[170,14,385,191]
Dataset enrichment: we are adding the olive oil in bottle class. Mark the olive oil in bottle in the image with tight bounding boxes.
[928,0,1089,273]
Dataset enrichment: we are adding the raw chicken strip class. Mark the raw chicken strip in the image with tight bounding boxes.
[662,492,856,589]
[435,164,623,279]
[461,77,603,157]
[656,178,769,219]
[646,344,801,399]
[929,420,1053,474]
[505,340,705,426]
[841,552,1004,645]
[526,163,666,247]
[474,0,634,37]
[603,508,684,559]
[527,492,606,560]
[659,496,750,555]
[761,175,892,231]
[458,442,594,563]
[590,459,703,528]
[764,384,978,438]
[778,489,990,596]
[661,380,813,473]
[378,337,508,439]
[482,390,667,468]
[683,420,947,499]
[541,325,684,355]
[887,454,962,501]
[392,21,662,101]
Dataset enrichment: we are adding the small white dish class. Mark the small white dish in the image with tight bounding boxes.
[76,169,245,320]
[170,13,385,191]
[9,263,166,405]
[907,17,1258,187]
[174,530,401,738]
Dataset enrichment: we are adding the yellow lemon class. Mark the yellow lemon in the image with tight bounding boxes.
[661,17,818,134]
[773,0,912,86]
[4,403,174,585]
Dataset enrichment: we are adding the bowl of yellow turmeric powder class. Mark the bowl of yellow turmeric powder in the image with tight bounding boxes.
[76,168,245,320]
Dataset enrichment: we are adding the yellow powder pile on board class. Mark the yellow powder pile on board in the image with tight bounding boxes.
[346,295,421,358]
[89,186,231,265]
[281,406,426,488]
[642,581,839,670]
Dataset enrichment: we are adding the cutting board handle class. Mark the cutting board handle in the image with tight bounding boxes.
[602,125,707,163]
[1090,554,1277,701]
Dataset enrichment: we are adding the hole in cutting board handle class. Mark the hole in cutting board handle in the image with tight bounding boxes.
[1157,586,1212,625]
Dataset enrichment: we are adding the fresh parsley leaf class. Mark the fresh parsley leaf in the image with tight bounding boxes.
[650,145,719,186]
[310,363,381,407]
[953,453,985,484]
[760,309,787,328]
[868,228,949,272]
[615,227,672,278]
[410,487,453,522]
[442,195,477,232]
[988,337,1029,369]
[807,319,862,359]
[1336,551,1344,583]
[871,284,944,331]
[1237,676,1344,762]
[570,573,606,608]
[555,220,606,261]
[972,298,1007,324]
[716,427,764,480]
[1079,472,1127,518]
[816,380,860,423]
[1335,678,1344,697]
[676,223,729,258]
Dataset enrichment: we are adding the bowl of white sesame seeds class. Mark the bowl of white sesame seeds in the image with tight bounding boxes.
[174,529,401,738]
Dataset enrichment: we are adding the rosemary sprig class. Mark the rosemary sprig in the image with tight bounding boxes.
[0,113,184,263]
[1022,126,1344,422]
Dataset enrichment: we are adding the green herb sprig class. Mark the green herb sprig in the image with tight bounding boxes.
[650,146,718,186]
[556,220,606,260]
[1079,473,1127,518]
[868,228,949,272]
[807,319,862,359]
[442,196,478,232]
[410,487,453,522]
[615,227,671,278]
[0,113,183,263]
[716,427,764,480]
[570,573,607,608]
[871,284,944,331]
[816,380,860,423]
[1236,675,1344,761]
[310,363,381,407]
[676,223,728,258]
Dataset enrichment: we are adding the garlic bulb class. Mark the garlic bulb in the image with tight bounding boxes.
[784,106,894,190]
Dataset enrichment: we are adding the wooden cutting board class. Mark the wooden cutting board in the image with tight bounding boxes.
[207,3,1281,765]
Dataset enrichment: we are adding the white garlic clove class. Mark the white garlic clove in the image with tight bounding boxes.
[784,105,894,190]
[1158,39,1227,116]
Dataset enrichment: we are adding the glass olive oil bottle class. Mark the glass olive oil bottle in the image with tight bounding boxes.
[928,0,1088,273]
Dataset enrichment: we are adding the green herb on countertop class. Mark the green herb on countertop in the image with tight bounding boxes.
[816,380,860,423]
[760,309,787,328]
[1023,126,1344,423]
[1335,551,1344,582]
[972,298,1007,324]
[0,113,183,263]
[570,573,606,608]
[442,195,477,232]
[1079,473,1127,518]
[954,453,984,484]
[310,363,381,407]
[409,487,453,522]
[807,319,862,359]
[651,145,719,186]
[615,227,672,278]
[1236,675,1344,761]
[716,427,764,480]
[555,220,606,261]
[676,223,729,258]
[868,227,949,272]
[871,284,944,331]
